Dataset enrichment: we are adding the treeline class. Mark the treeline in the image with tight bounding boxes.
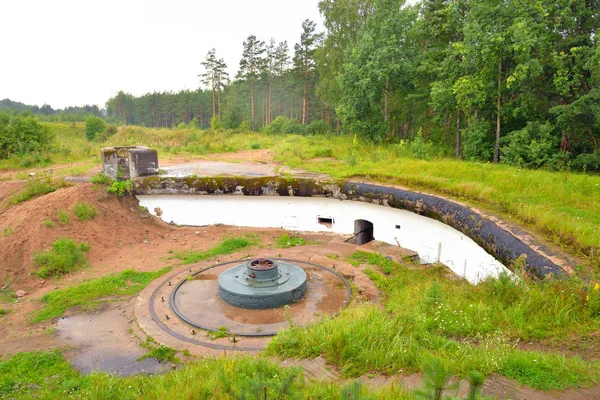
[0,99,102,122]
[106,0,599,170]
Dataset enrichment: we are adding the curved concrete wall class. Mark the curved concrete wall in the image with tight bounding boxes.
[133,175,567,279]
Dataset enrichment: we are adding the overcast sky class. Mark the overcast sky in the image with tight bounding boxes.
[1,0,417,109]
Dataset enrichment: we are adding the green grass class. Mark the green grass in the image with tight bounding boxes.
[1,226,13,237]
[30,268,171,323]
[275,233,307,248]
[139,344,180,364]
[0,350,412,399]
[57,208,70,224]
[43,219,54,228]
[174,235,259,265]
[267,251,600,391]
[7,173,67,205]
[72,201,98,221]
[33,238,89,278]
[0,308,6,318]
[270,134,600,267]
[90,172,111,184]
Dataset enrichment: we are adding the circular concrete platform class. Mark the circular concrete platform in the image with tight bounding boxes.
[140,258,352,352]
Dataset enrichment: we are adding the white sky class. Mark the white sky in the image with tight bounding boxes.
[1,0,419,110]
[0,0,323,109]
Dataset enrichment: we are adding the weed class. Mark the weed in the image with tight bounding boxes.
[139,206,148,212]
[31,267,171,323]
[33,237,89,278]
[139,345,180,364]
[73,201,98,221]
[0,308,6,318]
[275,233,307,248]
[250,142,261,149]
[107,180,132,197]
[1,226,13,237]
[57,208,70,224]
[175,235,259,265]
[208,325,229,340]
[43,219,54,228]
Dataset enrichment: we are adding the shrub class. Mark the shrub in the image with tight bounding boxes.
[0,112,54,159]
[305,119,331,135]
[73,202,98,221]
[501,122,559,168]
[85,115,106,141]
[209,116,222,131]
[571,152,600,173]
[34,238,89,278]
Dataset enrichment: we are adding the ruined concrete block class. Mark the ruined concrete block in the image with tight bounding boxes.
[101,146,159,180]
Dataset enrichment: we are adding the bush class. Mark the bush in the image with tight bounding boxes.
[571,152,600,172]
[73,202,98,221]
[305,119,331,135]
[209,116,222,131]
[34,238,89,278]
[85,115,106,141]
[501,122,559,168]
[90,173,111,184]
[0,112,54,159]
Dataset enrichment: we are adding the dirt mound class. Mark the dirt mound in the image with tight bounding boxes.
[0,183,168,285]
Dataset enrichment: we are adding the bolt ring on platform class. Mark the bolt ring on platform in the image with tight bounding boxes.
[148,259,351,348]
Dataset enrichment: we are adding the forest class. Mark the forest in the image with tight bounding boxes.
[3,0,600,171]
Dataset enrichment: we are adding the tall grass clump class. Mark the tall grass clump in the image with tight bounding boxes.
[268,251,600,390]
[33,237,89,278]
[73,201,98,221]
[8,173,66,205]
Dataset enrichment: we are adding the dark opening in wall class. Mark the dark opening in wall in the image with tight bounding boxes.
[354,219,374,245]
[317,216,334,228]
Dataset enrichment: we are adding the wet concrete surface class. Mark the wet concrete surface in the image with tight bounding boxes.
[55,302,171,376]
[170,262,349,336]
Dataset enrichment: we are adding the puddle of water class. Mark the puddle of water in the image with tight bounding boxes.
[138,195,510,284]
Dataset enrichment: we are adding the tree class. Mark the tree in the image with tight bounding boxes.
[293,19,323,125]
[237,35,266,130]
[0,112,54,159]
[200,49,229,122]
[85,115,106,141]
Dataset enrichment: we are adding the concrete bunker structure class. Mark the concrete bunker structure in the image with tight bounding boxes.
[101,146,159,180]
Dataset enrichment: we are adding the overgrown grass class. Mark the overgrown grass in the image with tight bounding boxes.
[267,251,600,391]
[33,238,89,278]
[275,233,307,248]
[0,351,411,399]
[31,268,171,323]
[72,201,98,221]
[7,173,67,205]
[270,134,600,267]
[174,235,259,265]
